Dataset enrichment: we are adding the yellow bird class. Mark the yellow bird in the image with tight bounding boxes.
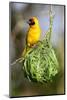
[22,17,41,56]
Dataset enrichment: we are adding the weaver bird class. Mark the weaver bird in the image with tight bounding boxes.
[22,17,41,56]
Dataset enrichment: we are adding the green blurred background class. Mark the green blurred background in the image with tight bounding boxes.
[9,2,65,97]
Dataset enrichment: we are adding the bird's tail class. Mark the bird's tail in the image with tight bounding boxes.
[11,45,32,66]
[21,45,30,57]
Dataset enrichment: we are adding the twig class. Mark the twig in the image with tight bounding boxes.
[11,57,24,66]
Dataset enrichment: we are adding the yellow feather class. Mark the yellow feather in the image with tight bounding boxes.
[22,17,41,56]
[27,17,41,46]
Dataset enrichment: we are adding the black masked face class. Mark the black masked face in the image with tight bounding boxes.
[27,18,35,25]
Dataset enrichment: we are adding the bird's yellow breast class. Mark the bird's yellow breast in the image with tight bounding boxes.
[27,27,41,46]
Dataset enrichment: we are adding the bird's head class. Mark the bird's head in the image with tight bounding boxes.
[27,17,39,27]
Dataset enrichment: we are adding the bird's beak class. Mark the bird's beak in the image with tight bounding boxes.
[27,21,30,24]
